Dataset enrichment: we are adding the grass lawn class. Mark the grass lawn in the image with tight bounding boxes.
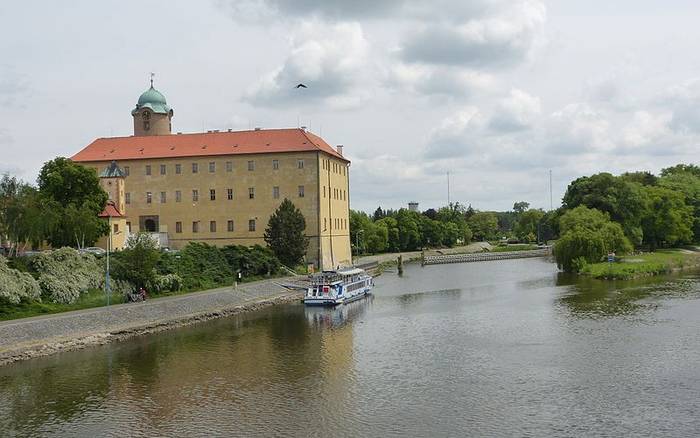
[580,249,700,280]
[491,244,539,252]
[0,288,126,322]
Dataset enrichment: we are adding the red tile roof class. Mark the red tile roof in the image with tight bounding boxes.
[98,201,124,218]
[71,128,348,163]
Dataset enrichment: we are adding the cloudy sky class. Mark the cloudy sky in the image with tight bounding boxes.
[1,0,699,212]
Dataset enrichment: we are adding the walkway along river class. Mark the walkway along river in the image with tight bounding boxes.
[1,258,700,436]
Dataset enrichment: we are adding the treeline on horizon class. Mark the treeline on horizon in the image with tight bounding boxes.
[351,163,700,272]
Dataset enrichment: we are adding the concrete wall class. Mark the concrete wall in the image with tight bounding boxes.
[84,150,351,269]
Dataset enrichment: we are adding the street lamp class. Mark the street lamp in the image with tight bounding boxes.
[105,216,112,306]
[354,229,364,258]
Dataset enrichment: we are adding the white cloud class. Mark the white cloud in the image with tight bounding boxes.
[388,63,495,98]
[400,1,546,68]
[425,107,488,159]
[489,88,541,132]
[244,21,373,109]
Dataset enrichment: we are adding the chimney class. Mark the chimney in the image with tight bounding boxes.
[254,127,262,131]
[336,145,344,156]
[300,126,307,131]
[227,129,232,132]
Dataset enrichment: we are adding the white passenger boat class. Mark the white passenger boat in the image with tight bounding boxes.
[304,267,374,306]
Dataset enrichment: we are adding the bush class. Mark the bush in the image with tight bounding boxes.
[0,256,41,304]
[221,245,280,277]
[31,248,103,304]
[176,243,232,290]
[150,273,183,293]
[111,233,160,289]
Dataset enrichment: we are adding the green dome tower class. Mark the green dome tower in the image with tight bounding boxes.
[132,76,174,136]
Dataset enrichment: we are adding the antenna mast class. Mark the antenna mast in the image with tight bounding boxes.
[447,171,451,205]
[549,169,553,211]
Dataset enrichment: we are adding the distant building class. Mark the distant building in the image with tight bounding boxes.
[408,202,419,212]
[72,82,351,269]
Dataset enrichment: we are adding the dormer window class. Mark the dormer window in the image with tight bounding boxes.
[142,111,150,120]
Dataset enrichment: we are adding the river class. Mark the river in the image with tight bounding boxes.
[1,258,700,437]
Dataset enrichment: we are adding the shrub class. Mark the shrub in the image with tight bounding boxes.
[31,248,103,304]
[221,245,280,277]
[176,243,232,290]
[0,256,41,304]
[111,233,160,289]
[150,273,183,293]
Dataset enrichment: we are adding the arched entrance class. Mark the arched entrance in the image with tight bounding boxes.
[144,219,156,232]
[139,215,159,232]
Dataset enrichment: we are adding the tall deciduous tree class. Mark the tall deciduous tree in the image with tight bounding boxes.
[468,211,499,241]
[37,157,108,248]
[264,199,309,267]
[562,173,647,245]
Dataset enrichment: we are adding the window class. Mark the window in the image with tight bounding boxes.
[210,189,216,201]
[227,189,233,200]
[249,187,255,199]
[146,165,152,176]
[210,221,217,233]
[176,221,182,233]
[160,191,166,203]
[124,166,130,176]
[227,220,234,232]
[272,159,279,170]
[160,164,166,175]
[226,161,233,172]
[209,162,215,173]
[192,189,199,202]
[273,186,280,199]
[324,218,327,230]
[175,190,181,202]
[192,163,198,174]
[323,186,325,198]
[192,221,199,233]
[248,160,255,171]
[146,192,152,204]
[248,219,256,232]
[125,192,131,205]
[297,159,304,169]
[113,223,119,233]
[298,185,305,198]
[175,164,182,174]
[126,222,131,232]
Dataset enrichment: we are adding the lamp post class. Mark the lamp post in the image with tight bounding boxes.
[105,216,112,306]
[354,229,364,264]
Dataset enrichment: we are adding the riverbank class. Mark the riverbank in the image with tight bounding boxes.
[581,249,700,279]
[355,242,493,270]
[0,279,302,366]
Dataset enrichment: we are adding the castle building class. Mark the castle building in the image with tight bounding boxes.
[72,83,351,269]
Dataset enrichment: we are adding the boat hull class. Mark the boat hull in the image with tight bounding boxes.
[303,289,371,306]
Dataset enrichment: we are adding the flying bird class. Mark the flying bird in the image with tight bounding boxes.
[295,83,308,89]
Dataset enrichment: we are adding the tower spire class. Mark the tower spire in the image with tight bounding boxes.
[150,72,155,88]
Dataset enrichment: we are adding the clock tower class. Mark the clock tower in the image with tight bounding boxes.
[131,78,173,136]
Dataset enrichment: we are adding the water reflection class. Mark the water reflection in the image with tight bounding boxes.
[304,296,372,330]
[555,273,700,318]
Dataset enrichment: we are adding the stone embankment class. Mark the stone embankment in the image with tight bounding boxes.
[0,279,302,366]
[423,248,551,265]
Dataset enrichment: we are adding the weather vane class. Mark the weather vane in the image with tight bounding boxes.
[150,72,155,87]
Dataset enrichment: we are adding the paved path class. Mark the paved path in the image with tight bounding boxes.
[354,242,492,266]
[0,277,301,364]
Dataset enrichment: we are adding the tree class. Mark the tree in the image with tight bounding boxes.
[514,209,545,242]
[372,206,386,222]
[621,171,658,186]
[554,206,632,272]
[422,208,438,220]
[660,164,700,178]
[376,217,400,252]
[112,232,160,289]
[468,211,499,241]
[264,199,309,267]
[37,157,109,249]
[659,170,700,242]
[641,186,693,249]
[395,209,421,251]
[513,201,530,214]
[562,173,647,245]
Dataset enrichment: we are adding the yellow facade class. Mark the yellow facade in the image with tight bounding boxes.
[85,151,351,269]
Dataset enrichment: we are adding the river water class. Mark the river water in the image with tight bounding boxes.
[1,258,700,437]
